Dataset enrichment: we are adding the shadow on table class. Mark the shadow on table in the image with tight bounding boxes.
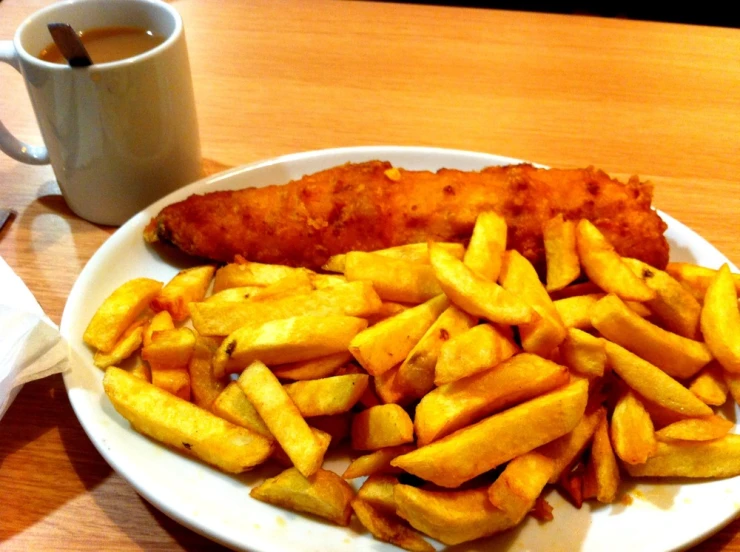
[0,375,109,541]
[0,375,227,550]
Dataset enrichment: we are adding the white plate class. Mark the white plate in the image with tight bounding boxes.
[61,146,740,552]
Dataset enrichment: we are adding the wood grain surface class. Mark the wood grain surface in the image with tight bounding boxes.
[1,0,739,550]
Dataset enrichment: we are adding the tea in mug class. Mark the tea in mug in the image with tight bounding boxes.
[39,26,165,64]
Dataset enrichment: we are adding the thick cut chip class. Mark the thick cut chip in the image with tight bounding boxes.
[323,242,465,273]
[349,295,449,376]
[238,361,325,477]
[357,475,398,514]
[214,316,367,376]
[623,258,701,338]
[84,278,163,353]
[689,363,729,406]
[129,360,151,382]
[344,252,443,304]
[367,301,411,326]
[142,327,197,370]
[93,320,145,369]
[544,214,580,292]
[553,294,602,330]
[560,328,606,378]
[351,499,434,552]
[610,391,657,465]
[392,379,588,487]
[487,452,554,524]
[351,499,432,552]
[538,407,604,483]
[463,211,507,281]
[283,374,369,417]
[151,369,191,401]
[417,353,569,446]
[247,271,315,302]
[143,310,175,347]
[310,415,351,447]
[604,341,712,417]
[625,435,740,478]
[592,294,712,379]
[188,334,226,410]
[351,404,414,451]
[499,250,567,356]
[429,242,537,325]
[213,260,341,291]
[656,415,734,442]
[250,467,354,526]
[343,446,414,479]
[700,264,740,373]
[271,428,332,468]
[211,382,272,439]
[204,285,263,304]
[575,219,655,302]
[666,262,740,301]
[434,324,518,386]
[394,485,514,545]
[151,265,215,321]
[103,367,273,473]
[190,281,381,336]
[374,365,415,407]
[591,414,620,503]
[396,305,476,397]
[271,352,352,381]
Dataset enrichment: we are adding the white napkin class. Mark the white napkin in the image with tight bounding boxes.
[0,256,69,419]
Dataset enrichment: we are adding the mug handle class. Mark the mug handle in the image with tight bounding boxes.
[0,41,49,165]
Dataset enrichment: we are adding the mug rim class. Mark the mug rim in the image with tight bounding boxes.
[13,0,183,71]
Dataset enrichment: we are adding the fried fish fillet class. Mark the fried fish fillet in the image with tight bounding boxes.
[144,161,669,271]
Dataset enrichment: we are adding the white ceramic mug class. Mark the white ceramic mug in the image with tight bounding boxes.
[0,0,201,225]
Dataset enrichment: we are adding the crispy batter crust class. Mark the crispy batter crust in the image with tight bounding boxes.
[144,161,669,271]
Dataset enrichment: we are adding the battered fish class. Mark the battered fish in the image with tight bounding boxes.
[144,161,669,271]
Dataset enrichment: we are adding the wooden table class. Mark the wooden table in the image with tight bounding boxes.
[1,0,739,549]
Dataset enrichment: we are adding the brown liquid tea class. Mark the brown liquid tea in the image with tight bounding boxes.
[39,26,165,64]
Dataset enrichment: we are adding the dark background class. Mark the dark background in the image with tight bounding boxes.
[381,1,740,28]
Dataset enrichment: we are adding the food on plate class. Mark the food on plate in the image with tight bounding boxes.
[499,249,566,356]
[250,467,355,526]
[591,293,712,379]
[144,161,670,271]
[212,315,366,376]
[352,497,435,552]
[543,214,580,292]
[83,277,162,352]
[559,328,606,378]
[415,353,569,446]
[237,361,328,477]
[610,391,657,465]
[342,445,414,479]
[623,435,740,478]
[429,243,536,325]
[487,452,554,523]
[575,219,655,302]
[349,295,449,376]
[103,367,273,473]
[151,265,215,321]
[351,404,415,450]
[343,252,443,303]
[700,264,740,373]
[83,200,740,551]
[391,379,588,487]
[396,305,476,397]
[463,211,507,281]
